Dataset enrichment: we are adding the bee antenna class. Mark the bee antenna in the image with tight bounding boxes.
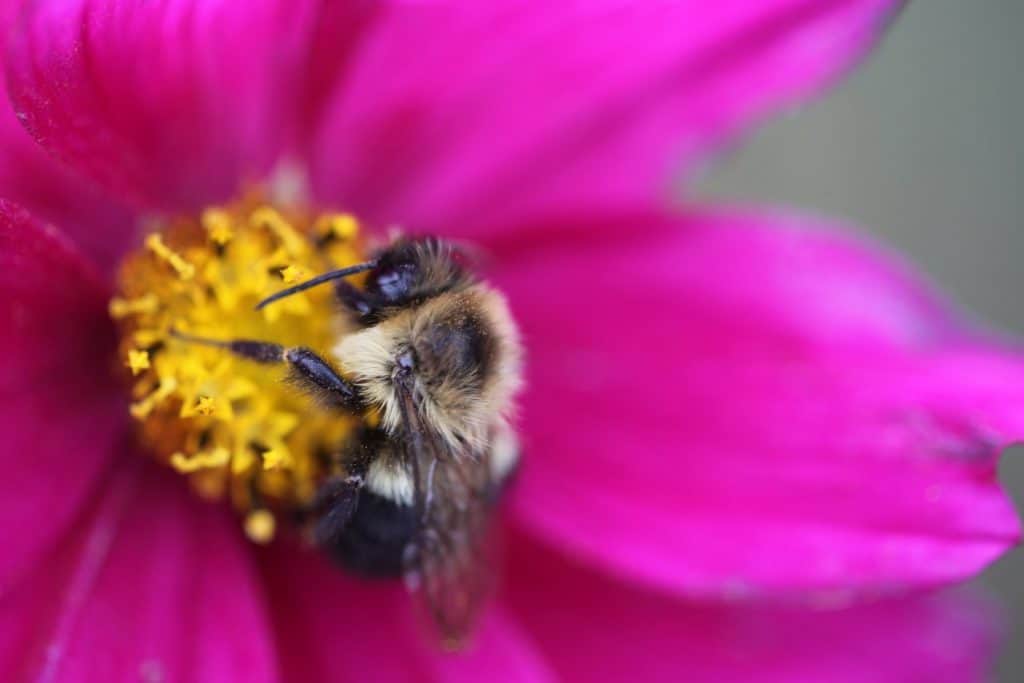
[255,260,378,310]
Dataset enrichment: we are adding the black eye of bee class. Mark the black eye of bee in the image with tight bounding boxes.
[367,255,419,304]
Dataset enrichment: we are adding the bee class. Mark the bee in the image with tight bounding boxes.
[174,237,522,643]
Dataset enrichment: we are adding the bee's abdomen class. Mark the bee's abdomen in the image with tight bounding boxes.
[329,491,416,577]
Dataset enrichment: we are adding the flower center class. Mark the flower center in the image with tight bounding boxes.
[110,197,370,543]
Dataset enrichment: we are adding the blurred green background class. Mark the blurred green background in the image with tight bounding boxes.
[696,1,1023,679]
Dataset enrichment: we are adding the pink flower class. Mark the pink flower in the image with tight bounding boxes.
[0,1,1020,681]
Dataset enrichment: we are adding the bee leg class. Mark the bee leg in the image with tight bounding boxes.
[333,279,376,318]
[283,347,365,411]
[310,433,380,544]
[311,472,366,546]
[170,330,364,412]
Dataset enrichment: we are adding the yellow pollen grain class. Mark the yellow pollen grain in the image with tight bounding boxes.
[145,234,195,279]
[127,349,151,375]
[244,509,276,544]
[112,197,366,543]
[194,395,216,416]
[279,265,305,284]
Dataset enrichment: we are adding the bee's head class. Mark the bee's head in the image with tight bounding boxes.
[364,237,471,308]
[254,236,472,313]
[334,285,522,451]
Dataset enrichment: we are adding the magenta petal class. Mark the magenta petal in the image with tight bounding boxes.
[259,538,555,682]
[6,0,318,212]
[0,32,136,274]
[0,462,278,682]
[309,0,900,240]
[0,101,138,273]
[505,534,1000,683]
[0,200,125,595]
[495,208,1024,597]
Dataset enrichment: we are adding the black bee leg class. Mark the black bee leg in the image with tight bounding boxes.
[309,435,379,545]
[311,473,365,546]
[333,279,376,319]
[170,330,363,412]
[283,347,364,411]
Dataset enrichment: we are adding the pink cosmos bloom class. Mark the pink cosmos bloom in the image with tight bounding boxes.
[0,1,1021,681]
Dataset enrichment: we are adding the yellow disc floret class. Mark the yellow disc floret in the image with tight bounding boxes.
[111,199,370,541]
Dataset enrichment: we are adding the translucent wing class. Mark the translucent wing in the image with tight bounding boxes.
[394,382,495,647]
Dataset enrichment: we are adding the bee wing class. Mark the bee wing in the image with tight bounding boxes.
[394,382,495,646]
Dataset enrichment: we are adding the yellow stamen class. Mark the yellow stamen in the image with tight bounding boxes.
[201,208,235,245]
[132,329,163,347]
[109,294,159,319]
[250,206,306,257]
[232,448,257,476]
[145,234,195,279]
[170,447,231,473]
[315,213,359,241]
[112,198,368,543]
[262,449,289,470]
[130,378,178,419]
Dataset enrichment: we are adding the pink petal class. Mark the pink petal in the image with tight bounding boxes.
[505,533,1000,683]
[6,0,318,212]
[0,200,125,596]
[0,104,138,274]
[0,4,136,273]
[258,536,555,683]
[0,462,278,682]
[308,0,900,240]
[493,208,1024,597]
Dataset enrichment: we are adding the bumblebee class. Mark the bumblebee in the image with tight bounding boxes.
[174,237,522,642]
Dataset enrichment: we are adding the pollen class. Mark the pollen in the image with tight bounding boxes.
[112,197,369,542]
[194,396,216,416]
[127,349,151,375]
[279,265,305,284]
